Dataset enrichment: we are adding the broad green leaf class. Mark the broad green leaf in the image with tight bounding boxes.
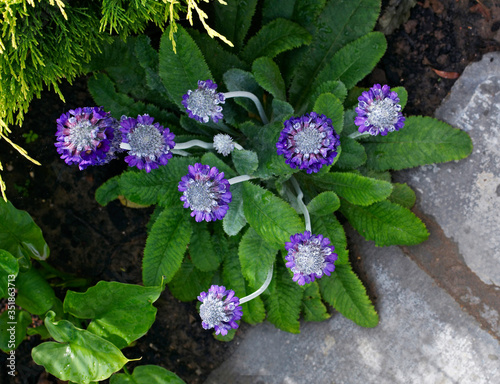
[263,260,303,333]
[363,116,473,171]
[223,69,263,117]
[309,81,348,111]
[242,182,305,248]
[95,175,122,206]
[232,150,259,175]
[313,93,344,134]
[333,136,367,170]
[271,99,294,123]
[289,0,381,108]
[239,227,279,289]
[143,206,192,285]
[342,108,359,136]
[223,183,247,236]
[110,365,186,384]
[63,282,162,349]
[0,199,49,262]
[201,152,237,178]
[189,222,221,272]
[214,327,237,342]
[340,200,429,246]
[16,267,56,315]
[312,32,387,91]
[310,214,349,265]
[0,250,18,299]
[392,86,408,110]
[241,292,266,325]
[168,259,214,302]
[319,264,378,327]
[0,309,31,352]
[306,191,340,216]
[213,0,258,51]
[32,312,130,384]
[252,57,286,101]
[119,157,198,207]
[302,282,330,322]
[158,25,212,109]
[311,172,393,206]
[241,19,312,63]
[389,183,416,209]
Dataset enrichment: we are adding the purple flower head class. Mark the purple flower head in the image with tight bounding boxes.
[285,231,338,286]
[119,114,175,173]
[54,107,118,170]
[178,163,232,222]
[182,80,225,123]
[354,84,405,136]
[276,112,341,174]
[198,285,242,336]
[213,133,235,156]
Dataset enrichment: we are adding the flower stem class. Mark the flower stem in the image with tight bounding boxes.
[224,91,269,125]
[239,265,274,304]
[291,176,311,232]
[348,131,371,139]
[228,175,255,185]
[175,139,214,150]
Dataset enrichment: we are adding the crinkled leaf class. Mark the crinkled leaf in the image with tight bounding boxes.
[306,191,340,216]
[302,282,330,322]
[309,81,348,111]
[213,0,258,51]
[363,116,473,171]
[340,200,429,246]
[201,152,237,178]
[110,365,186,384]
[32,312,130,384]
[143,205,192,285]
[242,182,305,248]
[271,99,294,123]
[232,149,259,175]
[311,172,393,206]
[313,93,344,134]
[63,281,162,349]
[223,69,263,117]
[16,267,56,315]
[223,183,247,236]
[318,264,378,327]
[0,309,31,352]
[333,136,367,170]
[168,258,214,302]
[389,183,416,209]
[189,222,221,272]
[252,57,286,101]
[241,19,312,63]
[0,199,49,262]
[0,249,18,299]
[95,175,122,206]
[239,227,279,289]
[392,86,408,110]
[158,25,212,109]
[310,214,349,265]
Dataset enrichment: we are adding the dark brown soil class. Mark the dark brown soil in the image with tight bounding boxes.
[1,1,499,383]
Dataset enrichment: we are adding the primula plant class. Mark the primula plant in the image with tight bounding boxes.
[55,0,471,340]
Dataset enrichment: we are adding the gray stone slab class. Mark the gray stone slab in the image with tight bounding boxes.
[205,238,500,384]
[395,52,500,287]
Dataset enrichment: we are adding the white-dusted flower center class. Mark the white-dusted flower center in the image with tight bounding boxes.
[293,239,331,276]
[294,126,324,155]
[68,119,95,151]
[213,134,234,156]
[185,180,217,213]
[128,123,165,159]
[187,89,220,123]
[200,294,232,328]
[366,98,402,131]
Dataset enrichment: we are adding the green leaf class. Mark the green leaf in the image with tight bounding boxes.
[289,0,381,108]
[0,199,49,262]
[143,206,192,286]
[241,19,312,63]
[389,183,416,209]
[302,282,330,322]
[214,327,237,342]
[213,0,258,51]
[223,69,263,117]
[392,86,408,110]
[189,222,221,272]
[159,25,212,108]
[333,136,367,170]
[271,99,294,123]
[119,157,198,207]
[310,214,349,265]
[309,81,348,110]
[363,116,474,171]
[0,249,18,299]
[32,312,130,384]
[63,281,162,349]
[242,182,305,248]
[201,152,237,179]
[340,200,429,246]
[319,264,378,327]
[263,260,303,333]
[232,150,259,175]
[312,32,387,92]
[223,183,247,236]
[110,365,186,384]
[313,93,344,134]
[239,227,279,289]
[0,310,31,352]
[95,175,122,206]
[311,172,393,206]
[252,57,286,101]
[16,267,56,315]
[168,258,214,302]
[306,191,340,216]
